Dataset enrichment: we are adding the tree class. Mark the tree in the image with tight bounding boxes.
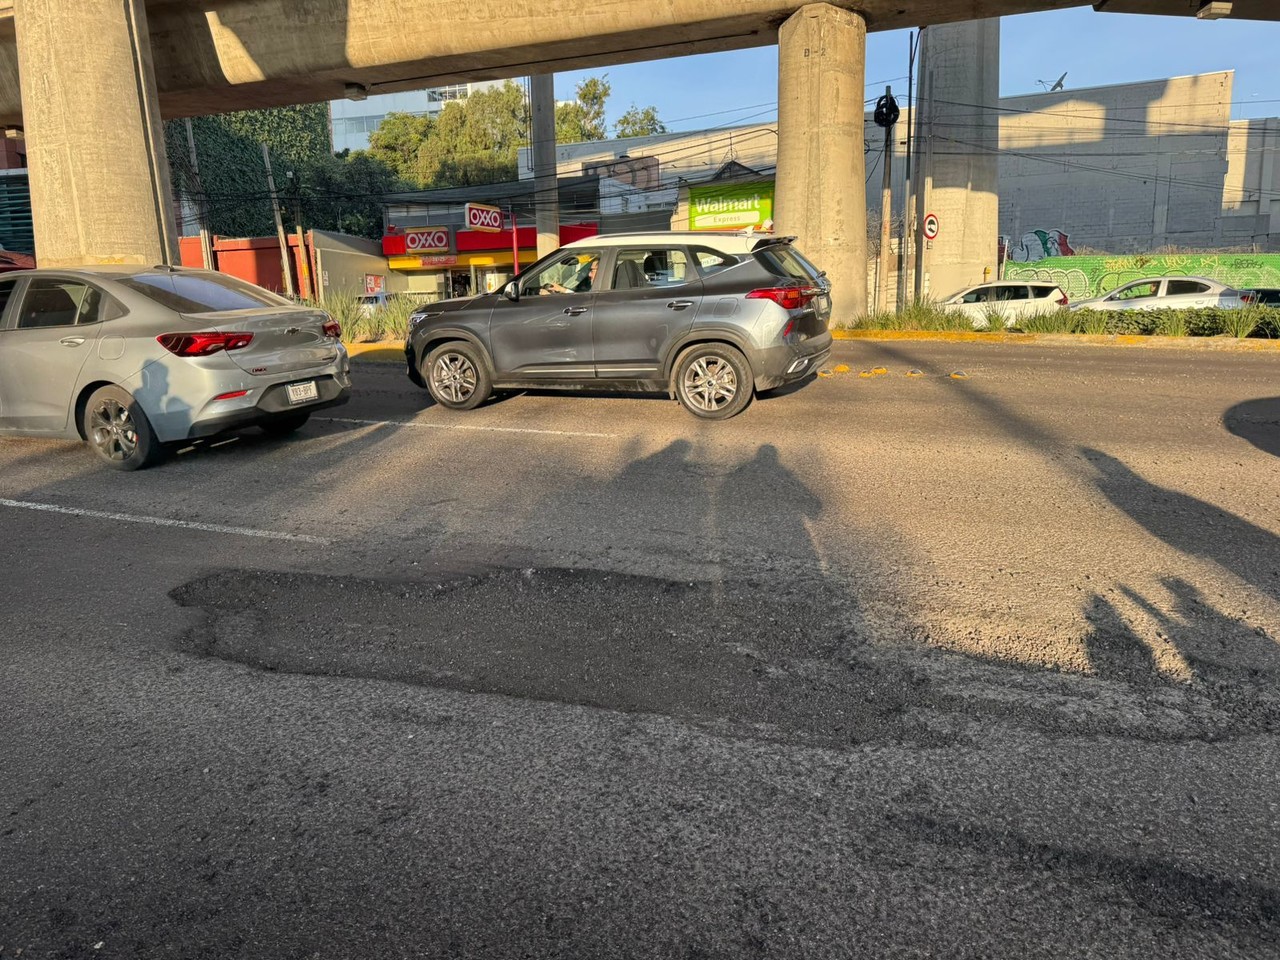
[556,75,611,143]
[615,104,667,139]
[366,112,434,183]
[412,80,529,187]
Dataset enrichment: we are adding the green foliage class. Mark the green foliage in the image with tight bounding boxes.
[166,104,406,241]
[854,305,1280,340]
[317,291,420,342]
[1221,306,1264,339]
[366,112,434,183]
[615,104,667,138]
[415,82,529,187]
[1016,311,1075,334]
[853,301,972,332]
[556,76,611,143]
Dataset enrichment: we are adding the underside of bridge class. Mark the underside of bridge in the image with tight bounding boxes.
[2,0,1275,304]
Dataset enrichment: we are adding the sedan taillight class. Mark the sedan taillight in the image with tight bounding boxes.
[746,286,821,311]
[156,332,254,356]
[1057,295,1070,306]
[322,319,342,339]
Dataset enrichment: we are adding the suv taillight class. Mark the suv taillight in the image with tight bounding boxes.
[1241,292,1257,305]
[156,332,254,356]
[322,319,341,339]
[746,286,821,311]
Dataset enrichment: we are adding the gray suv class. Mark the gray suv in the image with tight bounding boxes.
[404,232,833,420]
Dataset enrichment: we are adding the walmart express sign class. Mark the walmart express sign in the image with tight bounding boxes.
[688,183,774,231]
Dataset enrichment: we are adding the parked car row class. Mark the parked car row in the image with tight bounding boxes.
[0,232,834,470]
[941,274,1275,328]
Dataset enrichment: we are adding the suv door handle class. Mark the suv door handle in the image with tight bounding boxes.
[563,306,588,316]
[60,336,86,347]
[667,300,695,310]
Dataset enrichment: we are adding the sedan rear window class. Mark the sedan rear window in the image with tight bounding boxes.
[118,272,290,313]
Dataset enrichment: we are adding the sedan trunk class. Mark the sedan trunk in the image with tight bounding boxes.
[181,307,339,376]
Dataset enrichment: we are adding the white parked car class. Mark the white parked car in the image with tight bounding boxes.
[357,291,390,316]
[1070,277,1243,312]
[940,281,1069,328]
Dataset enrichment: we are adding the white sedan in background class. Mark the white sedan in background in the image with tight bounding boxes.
[940,281,1069,329]
[1070,277,1243,312]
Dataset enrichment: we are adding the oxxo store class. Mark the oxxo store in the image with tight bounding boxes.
[382,215,598,300]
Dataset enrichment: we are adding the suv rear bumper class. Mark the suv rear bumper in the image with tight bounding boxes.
[751,332,833,391]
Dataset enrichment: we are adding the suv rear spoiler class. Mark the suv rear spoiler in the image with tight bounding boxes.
[751,236,797,251]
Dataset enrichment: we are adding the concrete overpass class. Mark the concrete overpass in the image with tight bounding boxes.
[2,0,1274,317]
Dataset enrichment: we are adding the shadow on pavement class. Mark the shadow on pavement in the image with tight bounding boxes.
[1224,396,1280,459]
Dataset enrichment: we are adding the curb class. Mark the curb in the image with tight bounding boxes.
[346,332,1280,359]
[345,342,406,363]
[831,329,1280,352]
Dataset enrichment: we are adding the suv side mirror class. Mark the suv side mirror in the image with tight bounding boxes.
[503,280,520,302]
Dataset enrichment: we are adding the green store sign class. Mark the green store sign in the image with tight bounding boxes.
[688,184,774,231]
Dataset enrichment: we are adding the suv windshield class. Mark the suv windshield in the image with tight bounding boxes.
[118,272,290,312]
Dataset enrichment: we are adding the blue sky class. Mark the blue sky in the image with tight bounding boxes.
[556,8,1279,133]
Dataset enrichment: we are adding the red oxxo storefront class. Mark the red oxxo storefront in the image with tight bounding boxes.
[382,220,598,300]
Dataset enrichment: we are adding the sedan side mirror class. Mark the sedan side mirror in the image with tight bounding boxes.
[503,280,520,303]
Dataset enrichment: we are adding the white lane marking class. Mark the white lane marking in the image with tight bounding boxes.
[0,498,330,545]
[319,416,616,439]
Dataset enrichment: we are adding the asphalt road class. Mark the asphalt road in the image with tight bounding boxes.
[2,340,1279,959]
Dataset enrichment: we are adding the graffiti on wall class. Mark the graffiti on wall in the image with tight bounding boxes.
[1004,230,1076,263]
[1004,254,1280,301]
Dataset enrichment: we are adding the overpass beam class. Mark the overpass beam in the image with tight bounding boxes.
[775,3,867,321]
[13,0,177,266]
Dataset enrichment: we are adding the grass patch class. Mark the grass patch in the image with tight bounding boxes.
[302,289,424,342]
[1155,312,1188,337]
[1015,311,1075,334]
[1221,306,1263,339]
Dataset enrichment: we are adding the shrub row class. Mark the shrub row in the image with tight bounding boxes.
[851,304,1280,339]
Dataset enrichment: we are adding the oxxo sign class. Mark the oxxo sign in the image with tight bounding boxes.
[404,227,452,253]
[465,202,504,233]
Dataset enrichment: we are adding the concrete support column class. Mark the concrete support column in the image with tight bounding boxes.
[13,0,177,266]
[775,3,866,321]
[915,19,1000,298]
[530,73,561,258]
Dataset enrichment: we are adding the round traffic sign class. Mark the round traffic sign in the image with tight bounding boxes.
[923,213,940,241]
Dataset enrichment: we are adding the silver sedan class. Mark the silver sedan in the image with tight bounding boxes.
[1070,276,1243,312]
[0,267,350,469]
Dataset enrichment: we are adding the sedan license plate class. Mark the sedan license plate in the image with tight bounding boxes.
[286,381,319,405]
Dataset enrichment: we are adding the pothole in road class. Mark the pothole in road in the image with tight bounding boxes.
[170,566,941,747]
[170,567,1276,747]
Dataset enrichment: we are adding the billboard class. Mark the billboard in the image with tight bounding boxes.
[688,183,773,231]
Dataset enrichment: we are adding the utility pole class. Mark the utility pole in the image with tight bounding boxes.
[183,118,214,270]
[295,225,312,301]
[913,53,934,304]
[873,87,899,313]
[898,29,923,309]
[261,143,295,298]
